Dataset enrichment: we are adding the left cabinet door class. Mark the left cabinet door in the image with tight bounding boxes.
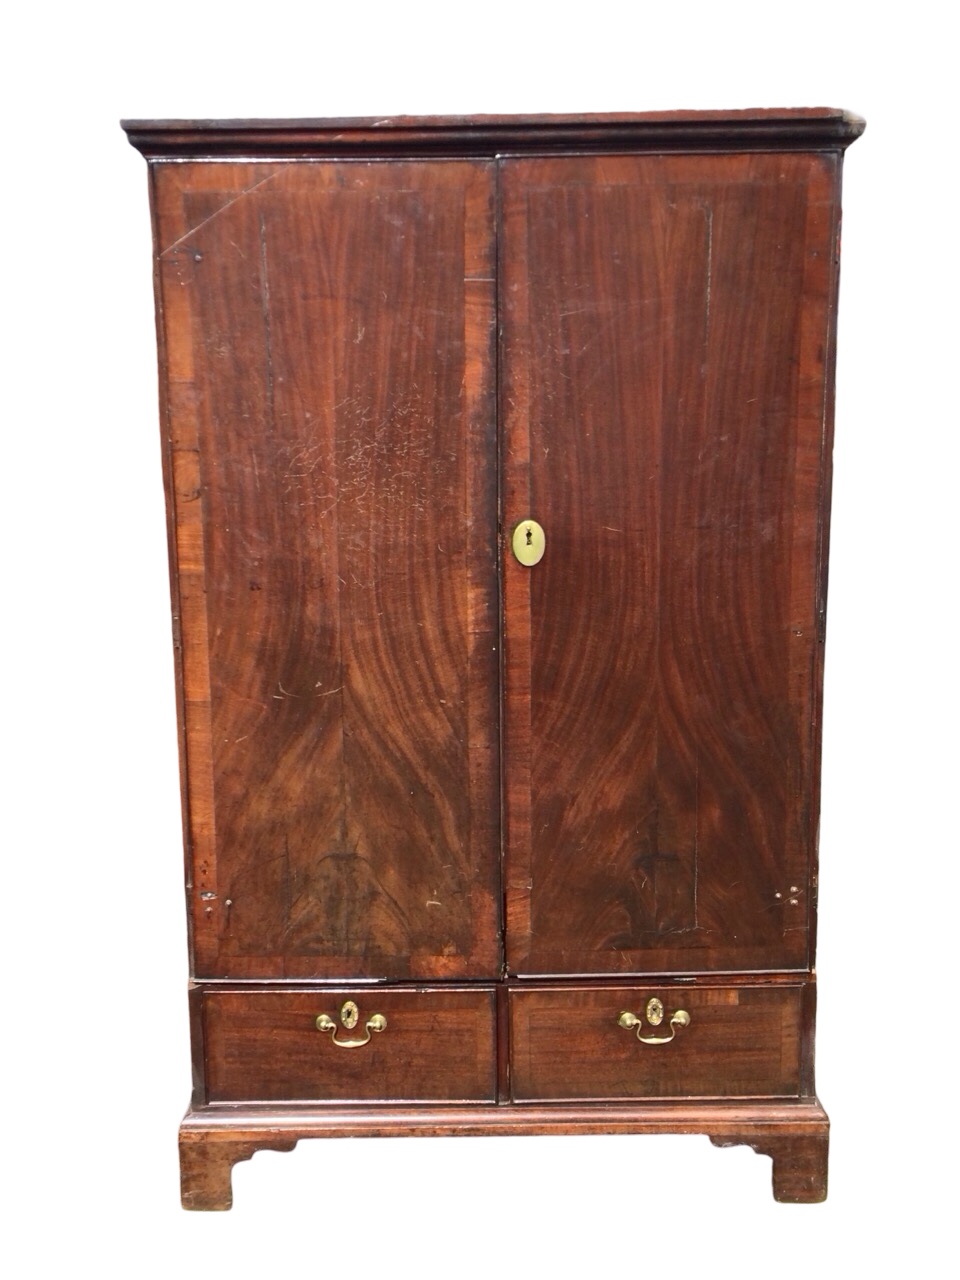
[151,160,500,981]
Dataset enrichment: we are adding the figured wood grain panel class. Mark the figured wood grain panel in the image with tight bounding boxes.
[501,154,839,975]
[509,984,802,1101]
[204,987,497,1103]
[152,161,499,980]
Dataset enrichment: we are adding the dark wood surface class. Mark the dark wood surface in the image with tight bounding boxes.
[180,1132,297,1211]
[123,109,865,158]
[179,1098,829,1208]
[203,986,497,1103]
[152,160,500,980]
[508,983,802,1101]
[710,1132,828,1203]
[126,111,862,1207]
[501,153,838,976]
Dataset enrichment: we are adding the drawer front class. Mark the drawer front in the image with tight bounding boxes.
[509,985,802,1101]
[203,987,497,1103]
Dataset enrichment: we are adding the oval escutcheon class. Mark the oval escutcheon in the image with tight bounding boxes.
[511,519,546,567]
[646,997,664,1027]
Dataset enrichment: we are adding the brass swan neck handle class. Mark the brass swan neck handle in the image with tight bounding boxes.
[618,1007,691,1045]
[316,1002,387,1049]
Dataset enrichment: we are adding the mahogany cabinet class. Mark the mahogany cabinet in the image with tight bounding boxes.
[123,110,864,1208]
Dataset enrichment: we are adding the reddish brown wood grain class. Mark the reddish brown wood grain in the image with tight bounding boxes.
[178,1098,829,1207]
[501,153,839,976]
[124,109,865,159]
[710,1131,828,1202]
[152,161,500,981]
[180,1132,298,1211]
[123,111,863,1208]
[508,983,803,1101]
[203,986,497,1103]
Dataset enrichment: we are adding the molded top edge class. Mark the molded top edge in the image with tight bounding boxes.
[122,108,866,158]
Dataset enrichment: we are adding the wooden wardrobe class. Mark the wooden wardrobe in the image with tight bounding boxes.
[123,109,864,1208]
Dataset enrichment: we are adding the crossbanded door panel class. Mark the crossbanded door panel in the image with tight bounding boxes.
[501,153,838,975]
[153,160,500,979]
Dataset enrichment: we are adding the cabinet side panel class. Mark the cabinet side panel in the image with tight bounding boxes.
[502,153,838,975]
[152,161,500,979]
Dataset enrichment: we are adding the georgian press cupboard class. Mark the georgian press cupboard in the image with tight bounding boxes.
[122,110,864,1208]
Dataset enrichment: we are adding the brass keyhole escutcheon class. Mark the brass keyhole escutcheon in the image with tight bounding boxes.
[511,519,545,567]
[646,997,664,1027]
[341,1001,359,1030]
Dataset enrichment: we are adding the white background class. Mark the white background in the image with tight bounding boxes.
[4,3,955,1275]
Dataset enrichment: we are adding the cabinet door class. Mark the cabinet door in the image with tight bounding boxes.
[501,154,838,975]
[153,160,500,980]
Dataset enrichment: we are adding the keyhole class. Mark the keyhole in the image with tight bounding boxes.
[512,518,544,566]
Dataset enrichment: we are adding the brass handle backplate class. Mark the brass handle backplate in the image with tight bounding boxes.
[618,1002,691,1045]
[316,1001,387,1049]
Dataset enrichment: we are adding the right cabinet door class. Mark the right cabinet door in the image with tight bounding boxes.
[501,153,840,977]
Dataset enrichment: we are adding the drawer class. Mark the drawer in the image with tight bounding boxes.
[203,987,497,1104]
[509,985,802,1101]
